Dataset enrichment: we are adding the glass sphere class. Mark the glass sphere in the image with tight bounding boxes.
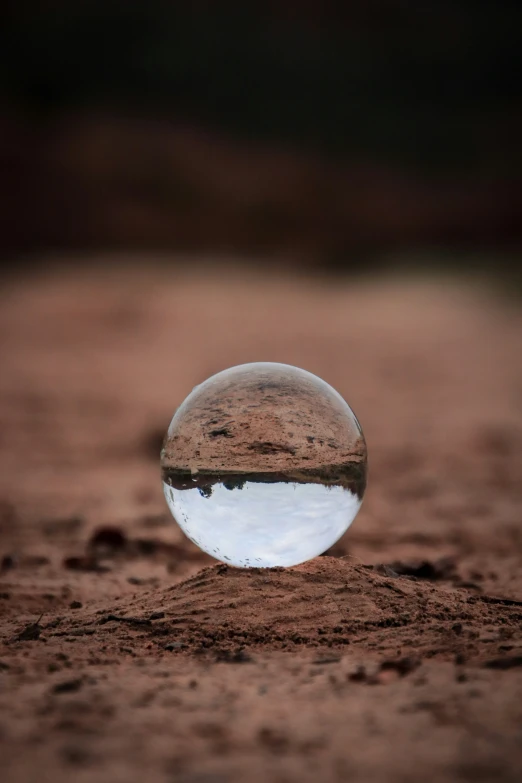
[161,362,367,568]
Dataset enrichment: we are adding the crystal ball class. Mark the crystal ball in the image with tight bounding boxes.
[161,362,367,568]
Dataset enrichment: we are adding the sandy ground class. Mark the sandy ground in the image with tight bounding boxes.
[0,262,522,783]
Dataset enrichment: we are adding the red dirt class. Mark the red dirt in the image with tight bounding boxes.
[1,264,522,782]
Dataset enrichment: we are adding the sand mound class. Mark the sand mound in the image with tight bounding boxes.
[8,559,516,666]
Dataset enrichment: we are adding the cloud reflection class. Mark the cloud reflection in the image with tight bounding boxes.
[164,480,361,567]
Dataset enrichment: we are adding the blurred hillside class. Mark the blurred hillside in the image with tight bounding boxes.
[1,1,521,266]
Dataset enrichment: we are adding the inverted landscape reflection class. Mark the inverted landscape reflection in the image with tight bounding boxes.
[164,480,361,568]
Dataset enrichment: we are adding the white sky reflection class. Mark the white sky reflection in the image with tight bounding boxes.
[164,480,361,567]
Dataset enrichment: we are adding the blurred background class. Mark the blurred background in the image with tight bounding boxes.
[1,0,522,542]
[1,0,521,272]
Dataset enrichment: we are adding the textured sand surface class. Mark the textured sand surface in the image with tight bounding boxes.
[1,264,522,783]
